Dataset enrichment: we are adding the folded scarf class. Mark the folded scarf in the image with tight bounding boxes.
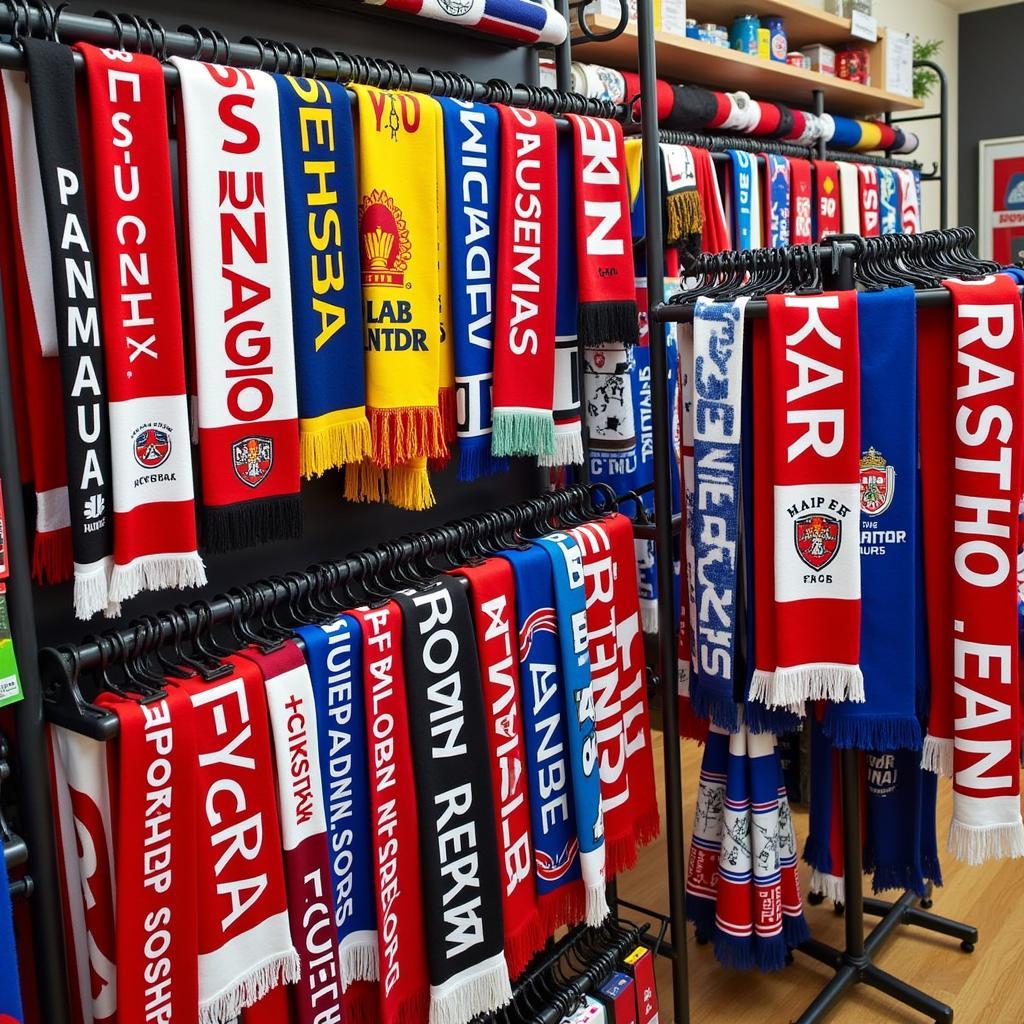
[812,160,841,240]
[760,292,863,706]
[0,842,22,1023]
[661,143,703,249]
[24,38,114,618]
[836,161,860,235]
[360,0,568,44]
[726,150,761,251]
[491,105,557,459]
[761,154,791,248]
[501,544,586,934]
[172,58,302,551]
[878,166,900,235]
[452,559,546,978]
[351,601,431,1024]
[789,158,813,245]
[897,167,921,233]
[824,288,921,751]
[276,74,370,478]
[396,578,512,1024]
[685,724,728,941]
[943,275,1024,863]
[689,147,730,254]
[857,164,881,237]
[438,99,506,481]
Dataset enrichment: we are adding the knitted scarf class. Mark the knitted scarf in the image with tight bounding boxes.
[689,146,730,254]
[803,714,846,904]
[172,58,302,551]
[396,578,512,1024]
[878,166,900,235]
[897,167,921,233]
[685,724,728,941]
[726,150,761,250]
[501,544,585,934]
[0,845,22,1023]
[296,615,379,990]
[836,161,860,235]
[438,99,506,481]
[0,70,70,583]
[567,115,638,347]
[24,38,114,618]
[661,143,703,250]
[452,559,546,978]
[864,749,928,895]
[857,164,881,237]
[824,288,921,751]
[789,158,813,245]
[276,75,369,478]
[812,160,841,240]
[492,105,558,459]
[351,601,430,1024]
[762,154,791,248]
[943,275,1024,864]
[760,292,863,706]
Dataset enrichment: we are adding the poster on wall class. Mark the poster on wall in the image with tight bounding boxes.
[979,136,1024,263]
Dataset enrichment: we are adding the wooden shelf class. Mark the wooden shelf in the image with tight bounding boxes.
[684,0,864,49]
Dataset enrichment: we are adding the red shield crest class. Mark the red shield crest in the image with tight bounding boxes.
[133,427,170,469]
[232,436,274,488]
[794,513,841,570]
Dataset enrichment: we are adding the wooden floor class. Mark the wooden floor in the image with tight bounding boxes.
[615,727,1024,1024]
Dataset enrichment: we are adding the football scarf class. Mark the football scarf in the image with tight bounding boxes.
[172,58,302,551]
[0,70,71,583]
[396,578,512,1024]
[78,44,205,603]
[685,725,728,942]
[726,150,761,251]
[864,748,928,895]
[276,75,370,478]
[452,559,546,978]
[689,146,730,255]
[857,164,881,237]
[0,849,22,1023]
[824,289,921,751]
[296,616,379,989]
[567,115,638,347]
[93,687,198,1024]
[186,660,299,1021]
[360,0,568,44]
[897,167,921,233]
[878,166,900,235]
[24,38,114,618]
[803,716,846,904]
[492,105,558,459]
[760,292,863,706]
[534,532,609,926]
[836,161,860,235]
[774,753,809,948]
[943,275,1024,864]
[438,99,506,481]
[351,602,430,1024]
[788,158,813,245]
[762,154,791,248]
[501,544,585,934]
[661,143,703,250]
[812,160,841,240]
[689,298,746,730]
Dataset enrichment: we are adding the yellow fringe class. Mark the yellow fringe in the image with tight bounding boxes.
[368,404,446,469]
[344,461,386,504]
[387,463,435,511]
[666,190,704,246]
[300,413,372,479]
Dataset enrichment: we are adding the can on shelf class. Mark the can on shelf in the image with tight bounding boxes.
[765,16,787,62]
[729,14,760,55]
[757,26,771,58]
[787,51,809,69]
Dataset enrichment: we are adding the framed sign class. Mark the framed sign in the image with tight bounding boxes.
[979,135,1024,263]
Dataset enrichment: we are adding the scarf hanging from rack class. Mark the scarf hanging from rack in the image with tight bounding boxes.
[501,543,586,934]
[685,724,728,940]
[359,0,568,44]
[0,70,70,583]
[24,38,114,618]
[435,108,456,464]
[824,288,921,751]
[760,291,863,707]
[761,154,791,248]
[567,115,638,347]
[857,164,881,237]
[438,99,506,482]
[863,748,927,895]
[688,146,730,254]
[172,58,302,550]
[788,157,813,245]
[726,150,761,251]
[943,275,1024,864]
[0,847,22,1024]
[78,45,205,603]
[775,754,809,948]
[812,159,841,240]
[803,714,846,904]
[535,532,610,926]
[396,577,512,1024]
[185,659,299,1023]
[491,105,557,459]
[661,143,703,249]
[878,166,900,235]
[452,558,546,978]
[276,74,369,479]
[897,168,921,233]
[351,601,430,1024]
[836,161,860,235]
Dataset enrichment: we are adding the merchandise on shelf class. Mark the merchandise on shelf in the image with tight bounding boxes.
[801,43,836,76]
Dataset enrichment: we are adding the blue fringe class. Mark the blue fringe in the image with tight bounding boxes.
[754,933,789,973]
[871,863,927,898]
[822,712,922,752]
[689,684,740,733]
[713,929,755,971]
[685,895,717,945]
[802,835,833,875]
[783,913,811,949]
[745,698,802,736]
[922,855,943,889]
[456,442,508,482]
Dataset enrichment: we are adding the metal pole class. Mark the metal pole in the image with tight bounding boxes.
[635,0,690,1020]
[553,0,573,92]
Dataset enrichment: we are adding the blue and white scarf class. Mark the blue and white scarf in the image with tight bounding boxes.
[296,616,379,988]
[762,154,791,248]
[878,166,900,235]
[685,724,729,941]
[727,150,761,251]
[439,98,507,481]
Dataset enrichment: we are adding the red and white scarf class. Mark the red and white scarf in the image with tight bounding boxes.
[857,165,881,237]
[812,160,841,240]
[78,45,205,601]
[788,158,813,245]
[171,57,301,552]
[836,161,860,235]
[760,292,863,707]
[943,275,1024,863]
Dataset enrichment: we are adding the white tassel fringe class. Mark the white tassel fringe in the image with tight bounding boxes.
[947,819,1024,866]
[749,663,864,708]
[585,882,611,927]
[108,552,208,603]
[198,948,301,1024]
[920,734,954,777]
[641,602,659,634]
[808,870,845,905]
[74,562,112,621]
[340,939,380,989]
[539,429,585,468]
[429,957,512,1024]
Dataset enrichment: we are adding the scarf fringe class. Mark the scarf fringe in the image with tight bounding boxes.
[744,696,802,737]
[921,734,954,777]
[537,881,586,935]
[685,895,716,943]
[505,916,548,980]
[438,386,457,444]
[387,463,436,511]
[578,300,640,348]
[539,429,584,467]
[368,404,446,469]
[922,854,943,888]
[634,805,662,848]
[802,835,833,876]
[641,603,659,634]
[871,863,927,897]
[605,833,639,878]
[782,912,810,949]
[666,190,703,246]
[344,461,386,503]
[396,989,432,1024]
[300,417,372,479]
[751,664,864,708]
[825,714,922,753]
[340,940,380,989]
[689,685,740,734]
[808,869,845,904]
[198,948,301,1024]
[947,819,1024,866]
[33,529,73,585]
[429,960,512,1024]
[456,441,507,482]
[712,930,754,971]
[585,882,611,927]
[753,933,789,972]
[109,552,208,603]
[203,495,303,553]
[73,563,112,621]
[492,409,555,459]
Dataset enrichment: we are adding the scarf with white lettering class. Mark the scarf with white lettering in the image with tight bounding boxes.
[760,292,863,707]
[78,45,205,603]
[857,165,881,237]
[351,602,430,1024]
[296,615,379,990]
[567,116,638,348]
[661,143,702,250]
[438,99,506,481]
[92,688,198,1024]
[897,168,921,233]
[812,160,841,240]
[501,544,586,935]
[878,166,900,235]
[276,75,370,479]
[0,70,71,584]
[836,161,860,235]
[726,150,761,251]
[492,105,557,459]
[789,158,813,245]
[24,38,114,618]
[685,724,728,941]
[942,275,1024,864]
[761,154,791,248]
[186,660,299,1023]
[534,533,609,926]
[172,58,302,551]
[395,578,511,1024]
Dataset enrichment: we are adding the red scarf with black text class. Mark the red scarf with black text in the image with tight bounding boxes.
[812,160,841,240]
